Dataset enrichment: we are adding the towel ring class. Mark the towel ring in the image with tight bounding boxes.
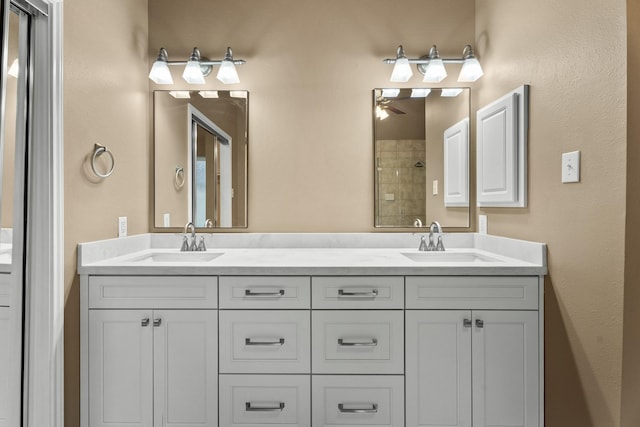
[175,166,185,188]
[91,144,115,178]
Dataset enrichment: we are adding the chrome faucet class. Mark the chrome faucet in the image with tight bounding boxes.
[429,221,445,251]
[417,221,445,251]
[181,222,199,251]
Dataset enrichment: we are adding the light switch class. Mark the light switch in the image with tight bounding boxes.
[479,215,488,234]
[562,151,580,183]
[118,216,127,238]
[432,180,439,196]
[163,213,170,227]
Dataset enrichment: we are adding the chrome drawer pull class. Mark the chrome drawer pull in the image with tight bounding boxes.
[245,338,285,346]
[463,319,472,328]
[244,289,285,297]
[338,289,379,297]
[153,318,162,327]
[245,402,285,412]
[338,338,378,347]
[338,403,378,413]
[476,319,484,328]
[141,318,150,327]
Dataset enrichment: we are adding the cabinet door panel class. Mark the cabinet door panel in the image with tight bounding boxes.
[472,311,538,427]
[154,310,217,427]
[0,307,9,427]
[89,310,153,427]
[406,310,471,427]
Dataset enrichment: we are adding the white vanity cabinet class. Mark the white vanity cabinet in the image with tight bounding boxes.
[84,276,218,427]
[405,276,541,427]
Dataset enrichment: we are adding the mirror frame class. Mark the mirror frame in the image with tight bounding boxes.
[151,90,249,232]
[372,87,473,230]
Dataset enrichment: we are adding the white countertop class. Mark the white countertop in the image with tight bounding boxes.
[78,233,547,276]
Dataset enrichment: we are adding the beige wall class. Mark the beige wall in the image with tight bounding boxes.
[63,0,149,425]
[621,0,640,425]
[475,0,627,426]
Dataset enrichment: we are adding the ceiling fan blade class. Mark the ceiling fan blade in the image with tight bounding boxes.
[386,105,406,115]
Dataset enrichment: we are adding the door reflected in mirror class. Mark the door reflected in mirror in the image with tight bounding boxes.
[154,91,248,229]
[373,88,470,228]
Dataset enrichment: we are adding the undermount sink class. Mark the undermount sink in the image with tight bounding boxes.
[128,251,224,263]
[401,252,503,263]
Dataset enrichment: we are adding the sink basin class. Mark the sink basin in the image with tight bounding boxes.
[401,252,502,263]
[128,251,224,263]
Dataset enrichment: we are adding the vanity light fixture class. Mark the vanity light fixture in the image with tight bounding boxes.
[149,46,246,85]
[383,44,484,83]
[169,91,191,99]
[230,91,248,99]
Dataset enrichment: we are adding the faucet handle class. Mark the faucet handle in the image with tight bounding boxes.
[180,235,189,252]
[427,234,436,251]
[418,236,428,251]
[197,236,206,251]
[436,235,445,251]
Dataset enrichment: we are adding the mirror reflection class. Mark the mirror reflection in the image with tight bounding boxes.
[154,90,248,229]
[373,88,470,228]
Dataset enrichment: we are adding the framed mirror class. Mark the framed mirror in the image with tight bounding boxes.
[154,90,248,229]
[373,88,470,228]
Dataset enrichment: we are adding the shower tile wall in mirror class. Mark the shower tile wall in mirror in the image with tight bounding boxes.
[154,91,248,229]
[373,88,470,228]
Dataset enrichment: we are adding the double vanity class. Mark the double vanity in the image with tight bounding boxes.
[78,232,546,427]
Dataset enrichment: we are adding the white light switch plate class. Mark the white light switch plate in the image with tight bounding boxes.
[562,151,580,183]
[118,216,127,238]
[163,213,170,227]
[432,180,438,196]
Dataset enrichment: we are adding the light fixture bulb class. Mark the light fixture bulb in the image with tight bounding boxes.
[423,58,447,83]
[458,57,484,82]
[8,58,19,78]
[182,47,206,84]
[149,48,173,84]
[411,88,431,98]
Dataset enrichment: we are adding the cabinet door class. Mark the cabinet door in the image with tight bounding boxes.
[89,310,153,427]
[472,311,538,427]
[0,307,9,427]
[153,310,217,427]
[406,310,471,427]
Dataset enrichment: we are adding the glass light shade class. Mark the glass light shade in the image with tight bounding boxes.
[217,60,240,84]
[182,60,206,84]
[148,60,173,84]
[169,91,191,99]
[441,88,464,97]
[381,88,400,98]
[390,57,413,83]
[422,58,447,83]
[458,57,484,82]
[199,91,219,98]
[411,88,431,98]
[376,106,389,120]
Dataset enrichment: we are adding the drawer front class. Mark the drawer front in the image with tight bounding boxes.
[88,276,217,309]
[312,375,404,427]
[312,276,404,309]
[220,310,310,373]
[0,274,9,307]
[406,276,539,309]
[312,311,404,374]
[219,375,310,427]
[219,276,310,309]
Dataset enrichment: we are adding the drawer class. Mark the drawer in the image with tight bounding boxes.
[0,274,9,307]
[220,310,310,373]
[406,276,539,310]
[312,375,404,427]
[312,311,403,374]
[311,276,404,309]
[88,276,217,309]
[219,276,310,309]
[219,375,310,427]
